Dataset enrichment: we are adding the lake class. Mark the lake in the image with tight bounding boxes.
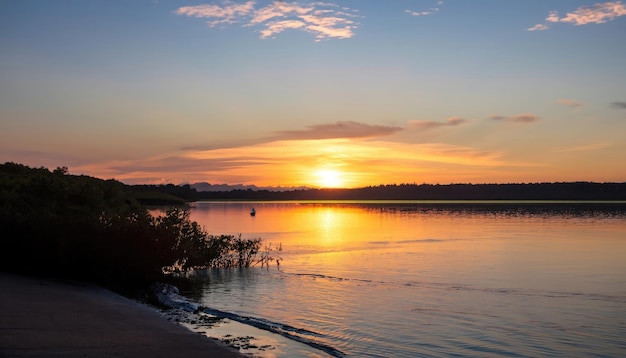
[177,201,626,357]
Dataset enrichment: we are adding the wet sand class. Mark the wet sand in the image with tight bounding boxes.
[0,273,243,357]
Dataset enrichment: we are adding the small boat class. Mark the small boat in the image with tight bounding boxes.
[250,208,256,216]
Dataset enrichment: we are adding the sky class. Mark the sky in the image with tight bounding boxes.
[1,0,625,188]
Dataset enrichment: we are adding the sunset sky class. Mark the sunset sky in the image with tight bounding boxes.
[1,1,625,188]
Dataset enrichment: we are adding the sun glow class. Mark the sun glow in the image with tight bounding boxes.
[315,169,344,188]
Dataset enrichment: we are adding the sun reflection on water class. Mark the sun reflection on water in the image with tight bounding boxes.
[187,201,626,357]
[316,208,340,244]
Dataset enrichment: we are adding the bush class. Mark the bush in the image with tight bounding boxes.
[0,162,265,290]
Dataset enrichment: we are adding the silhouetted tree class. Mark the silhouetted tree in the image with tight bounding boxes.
[0,162,265,290]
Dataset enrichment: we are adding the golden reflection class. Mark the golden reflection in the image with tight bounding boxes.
[190,202,626,295]
[318,208,339,241]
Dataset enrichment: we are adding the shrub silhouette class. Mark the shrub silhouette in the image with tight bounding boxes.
[0,162,264,290]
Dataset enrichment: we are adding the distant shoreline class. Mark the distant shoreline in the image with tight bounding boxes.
[190,199,626,204]
[134,182,626,204]
[187,200,626,217]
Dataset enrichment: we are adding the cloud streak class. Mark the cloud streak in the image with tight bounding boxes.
[611,101,626,109]
[407,117,467,130]
[490,113,541,123]
[176,1,359,41]
[274,121,403,140]
[73,138,523,187]
[176,1,255,27]
[527,23,549,31]
[405,0,444,17]
[556,98,583,108]
[528,1,626,31]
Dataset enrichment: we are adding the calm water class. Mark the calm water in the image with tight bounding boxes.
[182,201,626,357]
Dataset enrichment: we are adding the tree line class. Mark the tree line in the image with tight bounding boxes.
[194,182,626,201]
[129,182,626,202]
[0,162,275,291]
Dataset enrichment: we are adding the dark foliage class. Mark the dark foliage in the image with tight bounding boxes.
[196,182,626,201]
[0,162,262,291]
[130,184,197,205]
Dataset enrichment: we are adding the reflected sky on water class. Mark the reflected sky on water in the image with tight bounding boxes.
[185,201,626,357]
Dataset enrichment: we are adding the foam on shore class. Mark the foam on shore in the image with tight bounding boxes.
[152,282,343,357]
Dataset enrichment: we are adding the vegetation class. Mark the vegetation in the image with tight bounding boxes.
[195,182,626,201]
[130,183,197,205]
[0,162,268,291]
[3,161,622,289]
[129,181,626,202]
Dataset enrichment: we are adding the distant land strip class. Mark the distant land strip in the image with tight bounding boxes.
[132,182,626,203]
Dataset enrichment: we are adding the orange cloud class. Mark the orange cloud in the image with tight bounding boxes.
[528,23,549,31]
[259,19,305,38]
[176,1,255,27]
[552,1,626,25]
[71,138,525,187]
[556,98,583,108]
[176,1,359,41]
[407,117,467,130]
[489,113,541,123]
[529,1,626,30]
[274,121,403,140]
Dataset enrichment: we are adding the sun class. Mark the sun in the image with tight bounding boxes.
[315,169,344,188]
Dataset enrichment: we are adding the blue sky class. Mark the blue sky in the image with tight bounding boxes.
[1,1,625,187]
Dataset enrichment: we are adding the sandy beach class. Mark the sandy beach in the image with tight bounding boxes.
[0,273,243,357]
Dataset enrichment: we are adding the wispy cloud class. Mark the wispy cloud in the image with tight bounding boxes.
[176,1,360,41]
[274,121,403,140]
[490,113,541,123]
[611,101,626,109]
[556,98,583,108]
[528,1,626,31]
[73,138,521,187]
[405,0,444,17]
[528,23,549,32]
[551,2,626,25]
[407,117,467,130]
[176,1,255,27]
[180,121,403,152]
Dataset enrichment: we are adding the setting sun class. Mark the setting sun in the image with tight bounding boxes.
[315,169,344,188]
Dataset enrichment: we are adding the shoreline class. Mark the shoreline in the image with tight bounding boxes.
[152,282,339,357]
[0,273,244,357]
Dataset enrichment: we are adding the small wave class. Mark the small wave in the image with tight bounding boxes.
[290,272,373,284]
[403,281,626,304]
[411,306,501,320]
[151,282,346,358]
[284,273,626,305]
[368,238,452,245]
[200,307,345,357]
[200,306,323,337]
